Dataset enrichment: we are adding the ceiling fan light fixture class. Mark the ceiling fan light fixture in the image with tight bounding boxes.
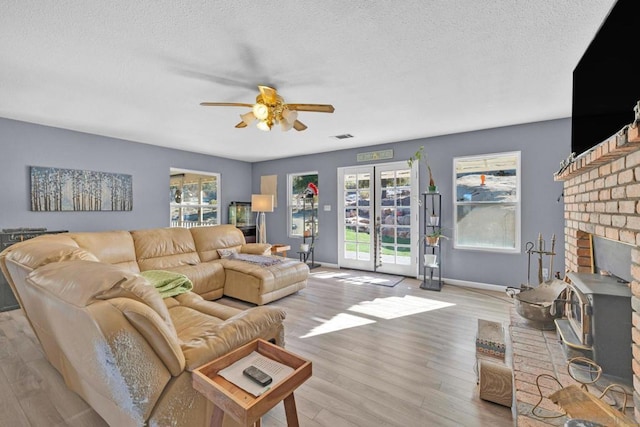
[280,120,294,131]
[200,85,334,132]
[252,103,269,120]
[256,120,272,131]
[281,108,298,124]
[240,111,256,125]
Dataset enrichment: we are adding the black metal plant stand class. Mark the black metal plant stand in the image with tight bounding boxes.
[421,192,443,291]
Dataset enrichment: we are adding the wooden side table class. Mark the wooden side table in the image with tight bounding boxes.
[270,244,290,257]
[192,339,312,427]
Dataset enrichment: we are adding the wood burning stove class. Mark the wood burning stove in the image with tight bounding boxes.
[554,271,632,385]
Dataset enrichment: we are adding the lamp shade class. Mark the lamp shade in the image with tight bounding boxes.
[281,120,294,131]
[282,109,298,123]
[252,103,269,120]
[251,194,274,212]
[240,111,256,125]
[256,120,272,131]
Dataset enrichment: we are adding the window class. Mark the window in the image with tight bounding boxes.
[170,169,220,228]
[453,151,520,252]
[288,172,318,237]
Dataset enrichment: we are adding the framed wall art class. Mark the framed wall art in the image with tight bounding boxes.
[30,166,133,211]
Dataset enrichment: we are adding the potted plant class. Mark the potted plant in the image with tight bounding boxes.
[425,230,449,246]
[407,146,437,192]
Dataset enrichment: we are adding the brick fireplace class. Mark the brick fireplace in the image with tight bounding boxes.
[555,124,640,421]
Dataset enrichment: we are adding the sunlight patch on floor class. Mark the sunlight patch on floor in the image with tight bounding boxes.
[310,271,352,280]
[300,313,376,338]
[338,275,395,286]
[299,296,455,338]
[348,295,455,320]
[310,270,399,286]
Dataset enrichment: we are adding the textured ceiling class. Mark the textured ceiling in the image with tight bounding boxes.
[0,0,617,162]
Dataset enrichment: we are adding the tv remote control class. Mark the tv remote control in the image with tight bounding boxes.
[243,365,272,386]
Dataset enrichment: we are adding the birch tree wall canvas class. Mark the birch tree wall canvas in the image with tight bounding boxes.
[30,166,133,211]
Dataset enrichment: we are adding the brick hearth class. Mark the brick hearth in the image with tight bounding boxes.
[509,307,636,425]
[510,308,573,426]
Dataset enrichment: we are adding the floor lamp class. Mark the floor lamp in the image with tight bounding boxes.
[251,194,274,244]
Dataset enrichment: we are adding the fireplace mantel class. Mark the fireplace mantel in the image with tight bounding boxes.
[555,126,640,181]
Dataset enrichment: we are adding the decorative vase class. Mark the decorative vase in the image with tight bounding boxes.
[428,216,439,226]
[428,185,438,193]
[300,243,310,252]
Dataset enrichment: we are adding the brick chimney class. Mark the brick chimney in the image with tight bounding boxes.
[555,125,640,420]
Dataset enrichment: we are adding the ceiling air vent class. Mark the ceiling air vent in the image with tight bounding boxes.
[332,134,354,140]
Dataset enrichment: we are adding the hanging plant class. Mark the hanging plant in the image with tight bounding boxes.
[407,146,437,192]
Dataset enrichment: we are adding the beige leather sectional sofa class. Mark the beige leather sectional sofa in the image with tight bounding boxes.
[0,225,310,426]
[4,224,308,305]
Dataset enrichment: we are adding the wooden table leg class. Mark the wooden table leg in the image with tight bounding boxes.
[210,405,224,427]
[283,393,299,427]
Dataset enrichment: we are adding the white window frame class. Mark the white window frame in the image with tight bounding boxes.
[170,168,221,228]
[453,151,521,253]
[287,171,318,238]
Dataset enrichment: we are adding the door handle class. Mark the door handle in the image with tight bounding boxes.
[375,216,382,267]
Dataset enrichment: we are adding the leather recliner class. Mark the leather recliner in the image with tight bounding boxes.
[0,227,295,426]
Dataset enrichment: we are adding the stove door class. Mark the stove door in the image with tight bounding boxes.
[566,285,592,347]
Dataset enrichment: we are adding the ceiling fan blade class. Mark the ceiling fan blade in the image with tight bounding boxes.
[235,121,248,128]
[200,102,253,107]
[293,120,308,131]
[287,103,335,113]
[258,85,278,104]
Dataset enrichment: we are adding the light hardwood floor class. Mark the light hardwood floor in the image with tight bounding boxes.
[0,267,515,426]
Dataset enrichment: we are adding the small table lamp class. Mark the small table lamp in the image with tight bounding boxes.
[251,194,274,244]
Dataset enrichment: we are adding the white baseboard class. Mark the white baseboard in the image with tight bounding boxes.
[442,277,508,292]
[322,263,508,292]
[318,262,339,268]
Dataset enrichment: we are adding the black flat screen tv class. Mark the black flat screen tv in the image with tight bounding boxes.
[571,0,640,157]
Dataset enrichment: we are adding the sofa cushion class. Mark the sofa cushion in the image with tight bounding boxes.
[222,258,309,293]
[132,228,200,270]
[174,292,243,320]
[6,241,99,270]
[27,260,173,327]
[70,230,140,272]
[171,304,286,370]
[190,225,245,262]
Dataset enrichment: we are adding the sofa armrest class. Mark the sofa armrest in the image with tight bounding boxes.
[241,243,272,255]
[180,306,286,371]
[174,292,241,320]
[108,298,186,376]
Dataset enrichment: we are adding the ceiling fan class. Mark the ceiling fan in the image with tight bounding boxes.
[200,85,335,132]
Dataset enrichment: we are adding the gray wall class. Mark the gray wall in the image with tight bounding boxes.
[0,117,252,231]
[252,119,569,287]
[1,116,568,288]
